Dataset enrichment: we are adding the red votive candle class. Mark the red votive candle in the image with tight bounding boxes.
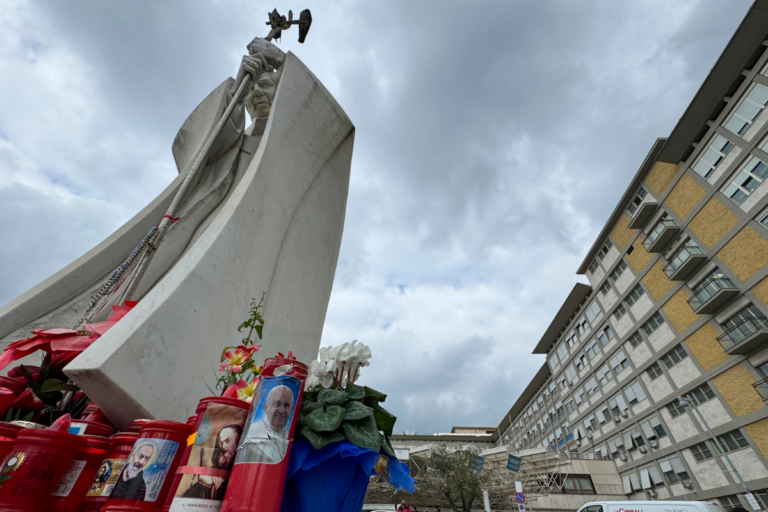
[0,426,88,511]
[102,420,191,512]
[79,432,139,512]
[162,397,250,512]
[221,357,308,512]
[46,434,110,512]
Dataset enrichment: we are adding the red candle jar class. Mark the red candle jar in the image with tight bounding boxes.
[162,397,250,512]
[185,416,196,428]
[69,419,114,437]
[221,357,308,512]
[0,422,23,463]
[102,420,191,512]
[0,426,88,511]
[127,419,151,433]
[79,432,139,512]
[46,434,110,512]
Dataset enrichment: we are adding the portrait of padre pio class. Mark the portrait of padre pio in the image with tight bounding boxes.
[174,403,248,502]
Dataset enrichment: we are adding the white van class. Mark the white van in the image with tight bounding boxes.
[577,501,723,512]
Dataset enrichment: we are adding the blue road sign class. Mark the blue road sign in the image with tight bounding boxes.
[516,493,526,504]
[507,454,522,472]
[468,455,484,472]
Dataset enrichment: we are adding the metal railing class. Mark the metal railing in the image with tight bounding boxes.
[643,219,678,249]
[754,377,768,401]
[688,277,737,309]
[663,245,704,277]
[717,315,768,349]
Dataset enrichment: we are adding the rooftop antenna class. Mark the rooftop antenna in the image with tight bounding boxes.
[265,8,312,43]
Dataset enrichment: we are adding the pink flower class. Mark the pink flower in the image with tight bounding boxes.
[236,378,260,403]
[238,344,261,357]
[219,348,250,373]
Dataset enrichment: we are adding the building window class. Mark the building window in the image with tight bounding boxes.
[627,331,644,348]
[667,400,687,418]
[585,302,601,323]
[723,83,768,135]
[693,134,735,178]
[613,304,628,321]
[557,375,568,390]
[557,342,569,361]
[626,284,646,307]
[609,260,628,283]
[610,351,629,375]
[647,362,664,380]
[586,377,599,397]
[609,394,628,417]
[690,382,716,406]
[760,211,768,230]
[660,345,688,369]
[723,154,768,204]
[642,312,665,337]
[717,429,749,454]
[597,240,614,261]
[565,400,576,414]
[588,259,600,274]
[566,330,578,348]
[577,316,588,335]
[665,240,704,276]
[562,475,596,495]
[597,364,613,386]
[659,456,689,484]
[575,353,588,372]
[599,281,612,296]
[597,325,616,346]
[565,364,577,382]
[548,354,559,370]
[624,381,647,406]
[720,495,744,512]
[640,416,666,439]
[690,441,714,462]
[627,187,648,216]
[586,341,600,360]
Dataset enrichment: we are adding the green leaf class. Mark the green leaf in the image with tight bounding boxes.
[306,405,345,432]
[381,434,396,457]
[21,411,34,422]
[344,400,374,421]
[317,388,348,406]
[40,379,79,393]
[345,383,365,400]
[255,325,263,339]
[299,414,308,427]
[302,400,323,414]
[301,428,346,450]
[342,416,382,451]
[371,401,396,437]
[364,386,387,402]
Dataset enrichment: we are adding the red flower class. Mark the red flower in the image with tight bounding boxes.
[0,302,138,372]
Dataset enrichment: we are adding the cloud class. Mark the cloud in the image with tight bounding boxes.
[0,0,754,433]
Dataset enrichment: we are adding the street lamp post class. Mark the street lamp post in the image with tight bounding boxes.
[678,395,759,510]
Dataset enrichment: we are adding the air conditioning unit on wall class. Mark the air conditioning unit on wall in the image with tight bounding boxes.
[682,480,693,489]
[639,446,648,454]
[621,410,630,418]
[646,489,657,498]
[619,453,628,461]
[649,440,659,449]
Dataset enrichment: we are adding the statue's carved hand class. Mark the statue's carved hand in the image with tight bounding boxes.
[232,54,271,96]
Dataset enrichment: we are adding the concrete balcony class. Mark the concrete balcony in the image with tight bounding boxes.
[643,220,680,253]
[663,245,707,281]
[718,316,768,355]
[688,278,739,314]
[628,200,659,229]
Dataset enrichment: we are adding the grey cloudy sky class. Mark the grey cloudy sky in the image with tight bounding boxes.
[0,0,755,433]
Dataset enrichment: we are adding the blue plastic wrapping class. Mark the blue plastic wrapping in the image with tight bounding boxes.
[281,438,415,512]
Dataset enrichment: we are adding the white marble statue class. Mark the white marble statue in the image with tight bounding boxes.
[0,36,355,428]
